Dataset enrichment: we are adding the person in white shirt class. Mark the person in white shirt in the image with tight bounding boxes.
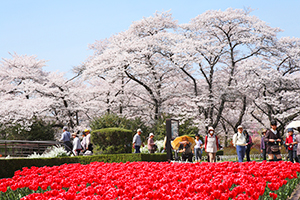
[72,132,82,156]
[232,125,247,162]
[80,132,86,152]
[83,129,93,154]
[205,127,219,163]
[194,134,203,162]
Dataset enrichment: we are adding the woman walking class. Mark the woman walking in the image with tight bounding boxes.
[205,127,219,163]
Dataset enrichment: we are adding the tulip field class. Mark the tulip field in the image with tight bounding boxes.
[1,161,300,200]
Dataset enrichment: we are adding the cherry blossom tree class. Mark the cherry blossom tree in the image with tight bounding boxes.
[173,8,282,135]
[83,11,187,121]
[0,53,98,134]
[0,53,52,129]
[248,37,300,134]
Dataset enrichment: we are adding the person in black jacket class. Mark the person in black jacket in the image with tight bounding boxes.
[244,130,253,162]
[264,120,283,161]
[178,136,193,162]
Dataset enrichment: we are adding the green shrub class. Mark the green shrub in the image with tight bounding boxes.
[90,113,150,144]
[0,153,168,178]
[0,119,55,140]
[178,119,199,136]
[92,128,133,154]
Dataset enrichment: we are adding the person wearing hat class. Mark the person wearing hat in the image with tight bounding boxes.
[264,120,283,161]
[260,129,267,161]
[232,125,247,162]
[147,133,156,153]
[60,126,72,153]
[285,128,298,162]
[178,136,193,162]
[132,128,144,153]
[83,129,93,153]
[205,127,219,163]
[72,132,82,156]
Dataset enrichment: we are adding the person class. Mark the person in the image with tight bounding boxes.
[178,136,193,162]
[232,125,247,162]
[285,128,298,162]
[260,129,267,161]
[293,131,299,163]
[244,130,253,162]
[80,132,86,153]
[194,134,203,162]
[133,128,144,153]
[72,132,82,156]
[83,129,93,153]
[264,120,283,161]
[205,127,219,163]
[147,133,156,153]
[296,127,300,161]
[60,126,72,153]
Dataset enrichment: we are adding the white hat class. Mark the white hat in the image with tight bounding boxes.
[137,128,142,132]
[71,132,77,136]
[237,125,243,129]
[149,133,154,137]
[208,127,214,131]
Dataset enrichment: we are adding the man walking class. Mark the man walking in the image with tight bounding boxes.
[60,126,72,153]
[232,125,247,162]
[133,129,144,153]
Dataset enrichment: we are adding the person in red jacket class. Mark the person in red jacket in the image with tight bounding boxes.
[205,127,219,163]
[285,128,297,162]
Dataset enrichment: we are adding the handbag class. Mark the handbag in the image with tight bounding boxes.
[270,145,279,152]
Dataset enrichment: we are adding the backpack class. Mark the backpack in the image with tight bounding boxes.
[153,144,158,151]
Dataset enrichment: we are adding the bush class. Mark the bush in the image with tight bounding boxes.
[90,113,149,145]
[0,119,55,140]
[0,153,168,178]
[92,128,133,154]
[178,119,199,136]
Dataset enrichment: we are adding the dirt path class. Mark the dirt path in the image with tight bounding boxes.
[289,184,300,200]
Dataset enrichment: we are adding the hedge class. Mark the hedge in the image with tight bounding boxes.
[0,153,167,179]
[91,128,133,153]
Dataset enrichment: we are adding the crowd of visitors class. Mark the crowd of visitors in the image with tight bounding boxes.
[132,119,300,163]
[63,122,300,161]
[60,127,93,156]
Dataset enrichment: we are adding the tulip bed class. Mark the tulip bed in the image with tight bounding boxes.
[1,161,300,200]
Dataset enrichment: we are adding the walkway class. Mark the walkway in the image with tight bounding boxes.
[289,183,300,200]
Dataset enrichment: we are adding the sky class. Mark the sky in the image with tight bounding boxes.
[1,0,300,78]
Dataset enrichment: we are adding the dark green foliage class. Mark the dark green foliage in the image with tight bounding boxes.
[91,128,133,154]
[0,153,168,178]
[0,119,55,141]
[147,115,168,141]
[90,113,149,143]
[90,113,129,129]
[146,116,200,141]
[88,113,200,145]
[178,119,199,136]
